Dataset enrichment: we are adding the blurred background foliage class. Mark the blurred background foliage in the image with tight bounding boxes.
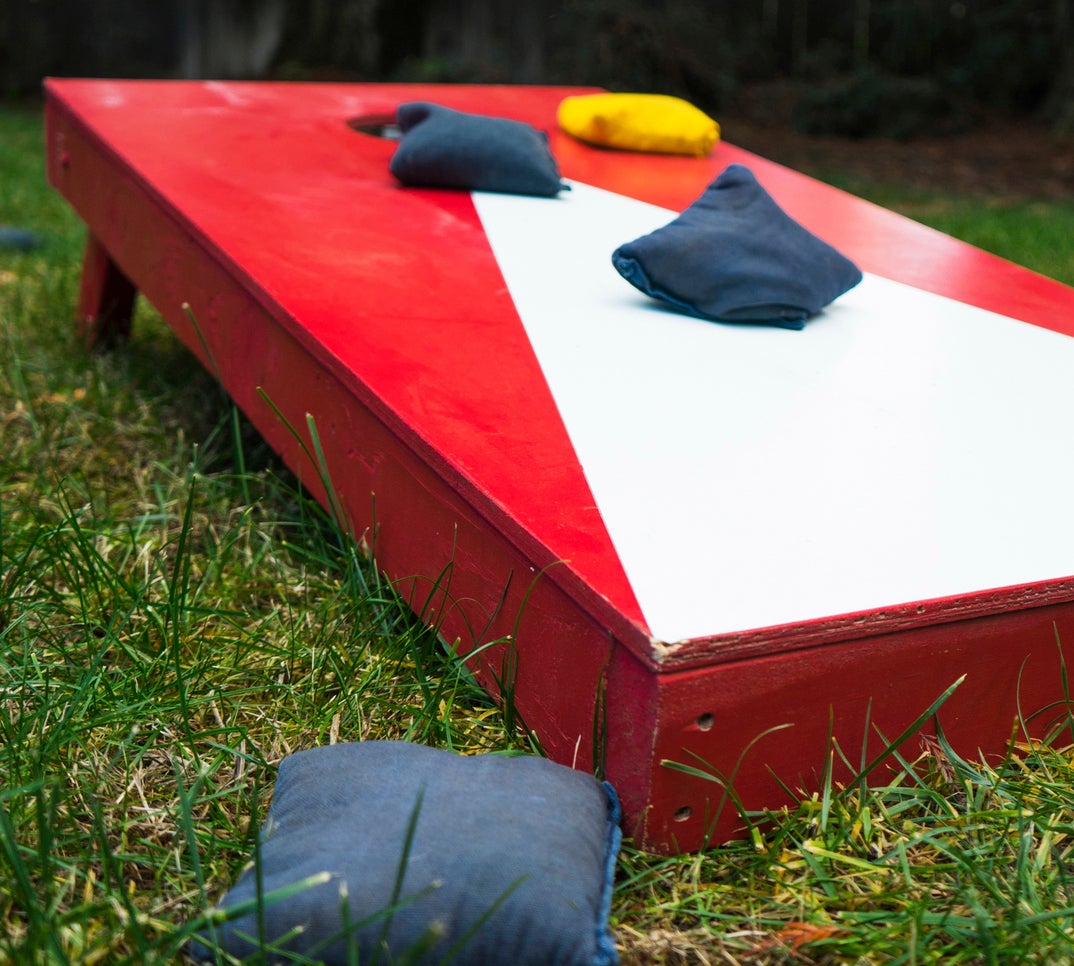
[2,0,1073,134]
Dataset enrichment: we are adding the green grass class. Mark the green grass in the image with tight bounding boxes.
[4,104,1074,964]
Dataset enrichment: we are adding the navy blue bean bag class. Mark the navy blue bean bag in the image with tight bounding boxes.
[0,226,41,251]
[189,742,621,965]
[389,102,568,197]
[612,164,862,329]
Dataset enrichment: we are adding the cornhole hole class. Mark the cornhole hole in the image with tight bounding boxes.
[45,79,1074,852]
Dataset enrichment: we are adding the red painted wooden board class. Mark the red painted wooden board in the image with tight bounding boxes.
[45,79,1074,852]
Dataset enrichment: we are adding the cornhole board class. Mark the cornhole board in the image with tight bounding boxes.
[45,78,1074,852]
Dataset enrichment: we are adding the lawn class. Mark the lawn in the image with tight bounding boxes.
[3,103,1074,964]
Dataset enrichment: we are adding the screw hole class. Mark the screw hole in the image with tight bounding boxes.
[696,712,714,731]
[673,805,692,822]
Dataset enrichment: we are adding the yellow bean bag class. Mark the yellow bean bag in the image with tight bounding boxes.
[557,93,720,157]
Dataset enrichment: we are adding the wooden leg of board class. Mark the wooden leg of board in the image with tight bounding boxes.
[78,232,136,351]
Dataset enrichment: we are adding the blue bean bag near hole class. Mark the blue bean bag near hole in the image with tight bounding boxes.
[188,742,621,966]
[389,102,568,196]
[611,164,862,329]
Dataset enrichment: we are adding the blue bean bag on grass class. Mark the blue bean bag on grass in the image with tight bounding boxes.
[0,226,41,251]
[189,741,621,966]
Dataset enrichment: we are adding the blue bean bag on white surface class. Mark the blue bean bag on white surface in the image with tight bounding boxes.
[612,164,862,329]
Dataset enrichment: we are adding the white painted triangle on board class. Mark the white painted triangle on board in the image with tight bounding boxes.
[473,181,1074,645]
